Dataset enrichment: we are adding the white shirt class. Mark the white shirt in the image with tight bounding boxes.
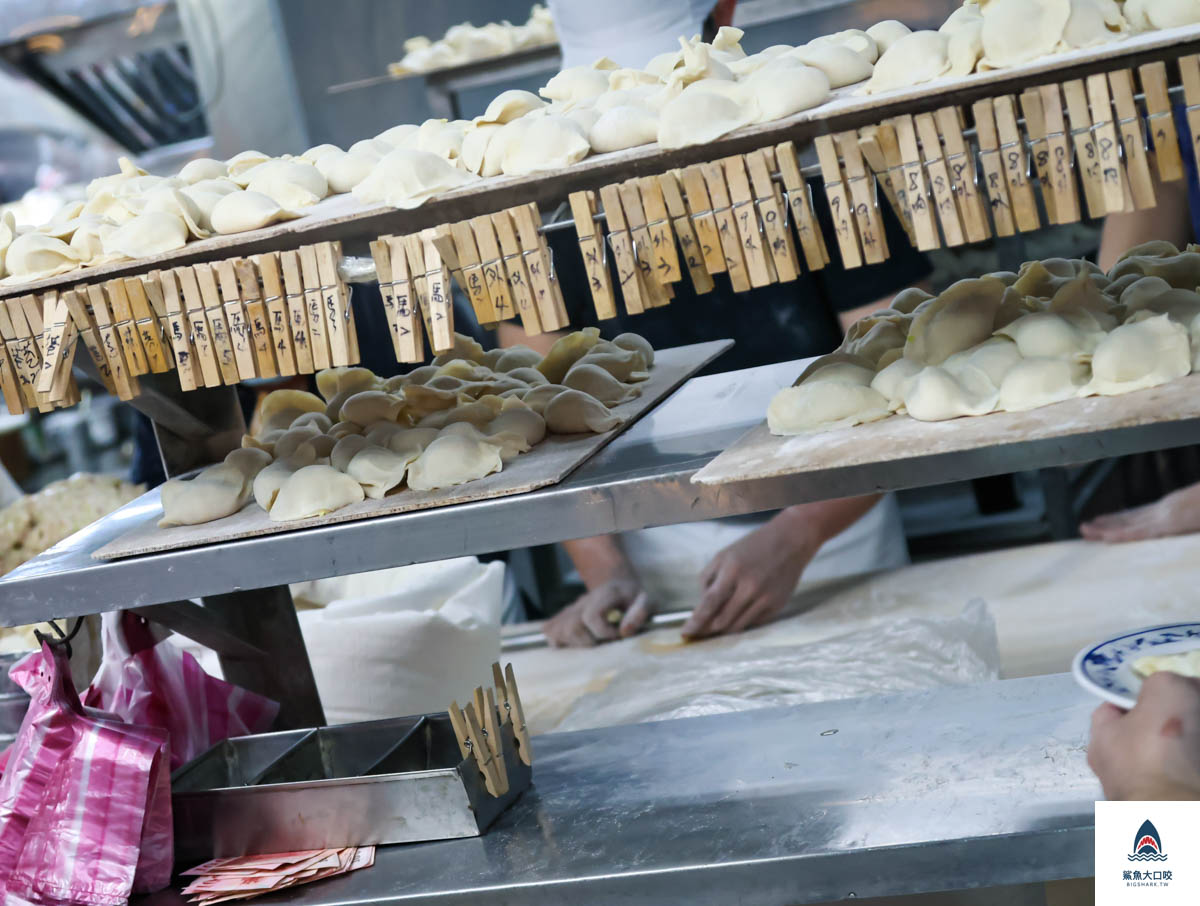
[547,0,713,69]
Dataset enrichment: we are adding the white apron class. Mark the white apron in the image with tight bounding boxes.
[621,495,909,612]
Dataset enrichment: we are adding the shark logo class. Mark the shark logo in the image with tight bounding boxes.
[1129,819,1168,862]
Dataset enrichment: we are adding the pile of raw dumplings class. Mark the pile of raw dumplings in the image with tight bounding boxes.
[388,4,556,75]
[157,328,655,526]
[768,240,1200,435]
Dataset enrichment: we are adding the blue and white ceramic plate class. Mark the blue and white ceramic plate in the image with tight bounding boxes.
[1073,623,1200,709]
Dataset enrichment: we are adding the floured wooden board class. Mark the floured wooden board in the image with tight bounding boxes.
[5,23,1200,300]
[693,372,1200,486]
[96,340,731,560]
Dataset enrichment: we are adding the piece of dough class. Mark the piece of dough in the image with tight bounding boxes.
[346,445,418,499]
[742,60,830,122]
[158,463,247,527]
[260,389,326,432]
[179,158,228,183]
[223,447,272,482]
[1086,314,1191,395]
[866,20,912,54]
[339,390,404,426]
[903,366,998,421]
[863,31,949,94]
[905,277,1007,365]
[479,89,546,124]
[502,115,590,175]
[997,357,1088,411]
[269,464,364,522]
[980,0,1070,69]
[1,233,81,283]
[543,388,623,434]
[1131,649,1200,678]
[1062,0,1128,48]
[353,149,475,209]
[210,190,298,234]
[588,106,659,153]
[657,88,750,149]
[563,362,641,404]
[995,311,1097,359]
[767,382,889,434]
[407,434,504,491]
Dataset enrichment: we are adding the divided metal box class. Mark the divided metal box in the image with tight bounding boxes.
[171,712,530,863]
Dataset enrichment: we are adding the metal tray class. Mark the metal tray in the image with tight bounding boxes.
[171,712,531,862]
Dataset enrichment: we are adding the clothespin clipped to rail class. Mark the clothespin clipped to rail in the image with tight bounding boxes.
[774,142,828,270]
[369,238,406,362]
[722,154,776,285]
[194,263,240,384]
[512,203,570,329]
[275,251,317,373]
[678,165,727,280]
[700,161,752,290]
[137,275,175,371]
[295,245,332,370]
[934,107,990,243]
[213,260,257,380]
[15,295,62,410]
[122,276,170,374]
[236,257,283,378]
[857,125,915,245]
[913,113,963,248]
[814,134,862,266]
[1138,61,1184,182]
[489,211,543,335]
[991,95,1041,231]
[657,171,715,293]
[0,301,35,412]
[637,176,682,285]
[64,287,117,395]
[1108,69,1156,210]
[1019,88,1059,224]
[971,99,1016,237]
[835,130,889,262]
[746,148,800,283]
[470,216,515,325]
[569,190,618,320]
[448,221,498,327]
[36,292,75,398]
[1086,73,1133,213]
[616,182,673,306]
[24,294,78,407]
[85,283,140,399]
[104,278,148,377]
[153,270,196,389]
[0,314,22,415]
[598,183,645,315]
[1037,85,1081,224]
[890,116,940,250]
[418,228,455,354]
[1062,80,1107,218]
[372,238,424,363]
[317,241,359,365]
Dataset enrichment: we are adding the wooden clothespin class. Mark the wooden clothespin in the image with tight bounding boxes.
[333,242,360,363]
[835,130,889,262]
[616,181,672,306]
[85,284,140,398]
[1038,85,1081,224]
[700,161,752,290]
[35,292,76,402]
[489,211,543,335]
[504,663,532,766]
[1139,61,1184,182]
[236,257,282,378]
[746,148,800,283]
[912,113,963,247]
[15,296,59,410]
[512,202,570,328]
[971,99,1016,237]
[890,116,940,250]
[462,702,504,797]
[450,221,498,326]
[1109,69,1156,210]
[470,215,515,323]
[598,184,646,316]
[569,191,618,320]
[0,303,31,413]
[213,259,258,380]
[447,701,473,762]
[484,687,508,794]
[638,175,682,284]
[384,236,427,362]
[814,134,864,266]
[721,154,776,285]
[1062,79,1107,218]
[193,263,240,384]
[105,278,149,376]
[991,95,1040,232]
[296,245,333,371]
[1019,88,1059,224]
[857,125,916,244]
[175,266,221,388]
[369,237,407,362]
[774,142,828,269]
[139,274,175,369]
[492,663,511,725]
[277,250,317,373]
[657,171,715,293]
[316,242,357,365]
[1087,72,1133,213]
[156,270,203,388]
[934,107,990,242]
[21,294,76,407]
[122,276,170,374]
[65,287,117,395]
[0,319,22,415]
[419,228,455,354]
[679,165,728,277]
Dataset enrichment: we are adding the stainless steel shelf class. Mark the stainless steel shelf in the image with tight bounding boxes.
[4,359,1200,626]
[141,672,1098,906]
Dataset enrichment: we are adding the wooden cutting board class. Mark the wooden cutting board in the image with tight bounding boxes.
[96,340,732,560]
[692,371,1200,486]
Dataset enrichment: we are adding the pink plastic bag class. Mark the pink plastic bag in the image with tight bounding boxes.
[85,612,279,771]
[0,644,173,905]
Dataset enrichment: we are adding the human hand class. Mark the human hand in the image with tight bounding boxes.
[1080,482,1200,543]
[543,571,651,648]
[1088,671,1200,800]
[681,511,818,640]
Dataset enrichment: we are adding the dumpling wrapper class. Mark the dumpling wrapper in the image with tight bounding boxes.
[210,190,299,235]
[543,388,623,434]
[159,463,247,527]
[502,116,590,175]
[406,433,504,491]
[767,382,890,434]
[346,445,419,499]
[269,464,364,522]
[2,232,82,282]
[353,149,476,209]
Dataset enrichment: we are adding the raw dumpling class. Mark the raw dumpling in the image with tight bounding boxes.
[811,29,879,63]
[1062,0,1128,48]
[742,61,830,122]
[273,424,323,460]
[543,389,623,434]
[903,366,998,421]
[563,362,641,404]
[141,188,210,239]
[269,464,365,522]
[434,358,492,380]
[226,150,270,180]
[506,366,548,386]
[363,421,409,448]
[440,396,505,429]
[800,360,876,387]
[980,0,1070,68]
[538,328,602,382]
[440,421,528,461]
[890,286,934,314]
[315,149,377,194]
[941,337,1023,388]
[346,445,418,499]
[539,65,611,106]
[842,317,908,366]
[179,158,227,183]
[316,366,378,402]
[101,211,189,259]
[2,233,82,282]
[329,420,363,440]
[863,31,949,94]
[158,463,247,527]
[1122,0,1200,30]
[260,389,326,432]
[657,89,750,149]
[402,384,460,420]
[479,89,545,124]
[1109,251,1200,289]
[1125,288,1200,326]
[502,116,590,175]
[589,106,659,153]
[497,345,544,372]
[300,143,341,164]
[331,434,371,473]
[407,434,504,491]
[521,383,571,414]
[788,42,874,89]
[339,390,404,426]
[223,447,272,482]
[612,332,655,368]
[252,446,318,510]
[870,357,923,410]
[210,191,298,234]
[1087,314,1191,396]
[946,19,983,76]
[574,346,650,382]
[767,382,890,434]
[997,357,1088,412]
[353,149,476,209]
[996,311,1096,359]
[866,20,912,54]
[431,332,488,365]
[905,277,1007,365]
[461,123,502,175]
[386,426,441,458]
[487,402,547,447]
[1119,276,1173,313]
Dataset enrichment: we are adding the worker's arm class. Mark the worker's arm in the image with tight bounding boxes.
[1097,178,1191,271]
[545,535,650,646]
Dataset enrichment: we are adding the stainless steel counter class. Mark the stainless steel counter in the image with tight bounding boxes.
[143,673,1099,906]
[4,359,1200,626]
